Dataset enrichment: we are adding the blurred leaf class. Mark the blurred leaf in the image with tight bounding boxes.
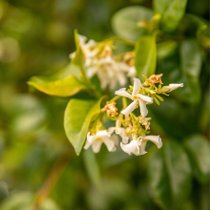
[28,75,86,97]
[148,140,192,210]
[112,6,153,41]
[135,35,156,77]
[157,41,177,60]
[184,134,210,183]
[64,98,103,155]
[84,150,101,187]
[175,39,202,104]
[154,0,188,31]
[181,39,202,78]
[0,192,60,210]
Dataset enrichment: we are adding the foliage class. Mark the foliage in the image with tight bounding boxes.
[0,0,209,210]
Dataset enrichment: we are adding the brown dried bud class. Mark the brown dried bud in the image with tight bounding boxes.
[102,102,118,117]
[146,74,163,85]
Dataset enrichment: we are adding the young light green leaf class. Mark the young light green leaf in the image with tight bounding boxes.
[112,6,153,41]
[28,75,86,97]
[148,140,192,210]
[71,30,85,67]
[135,35,156,77]
[154,0,188,31]
[64,98,103,155]
[184,135,210,183]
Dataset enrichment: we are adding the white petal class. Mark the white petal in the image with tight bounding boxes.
[115,127,129,143]
[121,101,138,115]
[138,140,148,155]
[84,133,94,150]
[137,94,153,104]
[120,140,140,155]
[144,135,162,148]
[138,100,148,117]
[92,141,103,153]
[96,130,110,138]
[132,78,142,95]
[168,83,184,91]
[115,88,132,99]
[104,138,116,152]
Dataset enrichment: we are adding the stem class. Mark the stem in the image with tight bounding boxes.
[31,151,71,210]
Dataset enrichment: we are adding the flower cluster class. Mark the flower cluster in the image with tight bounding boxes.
[70,35,135,90]
[84,75,183,156]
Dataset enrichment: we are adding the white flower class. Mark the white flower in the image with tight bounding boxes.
[115,78,153,117]
[120,138,147,156]
[109,127,129,144]
[165,83,184,92]
[120,135,162,156]
[84,130,117,153]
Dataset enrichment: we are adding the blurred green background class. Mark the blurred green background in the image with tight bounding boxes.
[0,0,209,210]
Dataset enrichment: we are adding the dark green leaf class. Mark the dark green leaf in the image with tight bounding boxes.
[154,0,188,31]
[175,39,202,104]
[180,39,202,78]
[28,75,86,97]
[148,140,192,210]
[112,6,153,41]
[135,35,156,77]
[184,135,210,182]
[64,98,103,155]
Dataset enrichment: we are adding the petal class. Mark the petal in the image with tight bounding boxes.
[168,83,184,91]
[138,100,148,117]
[120,140,140,155]
[84,133,94,150]
[121,101,138,115]
[92,141,103,153]
[144,135,162,148]
[137,94,153,104]
[115,88,132,99]
[104,138,116,152]
[132,78,142,95]
[138,139,148,155]
[96,130,110,137]
[115,127,129,143]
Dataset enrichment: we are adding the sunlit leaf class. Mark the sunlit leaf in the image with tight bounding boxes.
[154,0,188,31]
[64,98,103,155]
[184,135,210,183]
[112,6,153,41]
[28,75,86,97]
[148,140,192,210]
[135,35,156,77]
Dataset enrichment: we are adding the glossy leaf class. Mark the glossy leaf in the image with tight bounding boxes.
[64,98,103,155]
[28,75,86,97]
[148,141,192,210]
[154,0,188,31]
[135,35,156,77]
[112,6,153,41]
[184,135,210,182]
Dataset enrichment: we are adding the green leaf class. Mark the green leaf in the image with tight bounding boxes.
[64,98,103,155]
[112,6,153,41]
[181,39,202,78]
[135,35,156,77]
[175,39,202,104]
[71,30,85,67]
[28,75,86,97]
[184,135,210,183]
[154,0,188,31]
[148,140,192,210]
